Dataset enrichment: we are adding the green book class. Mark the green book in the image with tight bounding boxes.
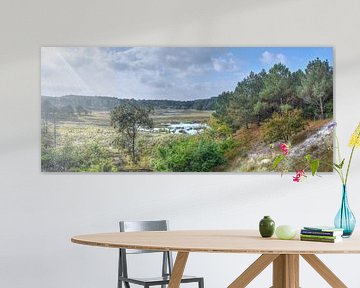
[300,234,339,240]
[300,236,342,243]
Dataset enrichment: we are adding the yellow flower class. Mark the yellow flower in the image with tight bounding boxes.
[349,122,360,147]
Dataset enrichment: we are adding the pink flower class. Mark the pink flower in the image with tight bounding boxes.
[280,143,289,155]
[293,170,306,182]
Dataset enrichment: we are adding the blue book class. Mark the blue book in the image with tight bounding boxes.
[302,226,343,237]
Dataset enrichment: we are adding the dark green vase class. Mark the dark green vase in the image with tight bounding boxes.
[259,216,275,238]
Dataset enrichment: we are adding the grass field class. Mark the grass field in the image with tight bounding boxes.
[55,109,213,149]
[152,109,213,126]
[42,109,214,171]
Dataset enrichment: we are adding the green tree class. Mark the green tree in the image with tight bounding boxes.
[260,63,293,112]
[262,109,307,143]
[213,91,234,127]
[250,70,267,125]
[230,72,262,129]
[111,103,153,163]
[214,71,266,130]
[299,58,333,119]
[253,100,269,126]
[289,69,305,109]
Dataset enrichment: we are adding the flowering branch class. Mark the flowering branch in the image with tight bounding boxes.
[345,123,360,185]
[272,143,319,182]
[273,122,360,184]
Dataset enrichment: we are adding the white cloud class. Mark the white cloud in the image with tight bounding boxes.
[41,47,119,97]
[41,47,239,100]
[212,56,237,72]
[260,51,287,65]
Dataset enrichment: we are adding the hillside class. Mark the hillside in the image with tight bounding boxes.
[224,119,334,172]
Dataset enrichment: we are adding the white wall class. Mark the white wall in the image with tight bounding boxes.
[1,0,360,287]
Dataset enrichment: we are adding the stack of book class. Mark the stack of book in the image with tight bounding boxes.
[300,226,344,243]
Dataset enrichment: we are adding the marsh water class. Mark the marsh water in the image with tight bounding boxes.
[140,122,209,135]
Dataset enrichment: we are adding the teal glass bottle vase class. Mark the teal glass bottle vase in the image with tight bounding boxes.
[334,185,356,237]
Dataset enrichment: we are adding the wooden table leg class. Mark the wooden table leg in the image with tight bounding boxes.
[301,254,347,288]
[228,254,279,288]
[168,252,189,288]
[272,254,299,288]
[288,255,299,288]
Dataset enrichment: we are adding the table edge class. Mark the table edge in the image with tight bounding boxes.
[71,236,360,255]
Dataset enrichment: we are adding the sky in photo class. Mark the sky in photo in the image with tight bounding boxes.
[41,47,333,100]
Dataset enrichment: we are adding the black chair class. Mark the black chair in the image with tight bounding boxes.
[118,220,204,288]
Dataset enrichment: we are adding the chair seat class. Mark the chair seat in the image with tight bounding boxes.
[119,275,203,286]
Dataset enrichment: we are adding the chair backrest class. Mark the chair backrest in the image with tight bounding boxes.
[119,220,169,254]
[118,220,173,283]
[120,220,168,232]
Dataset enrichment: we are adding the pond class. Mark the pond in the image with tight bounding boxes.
[140,122,209,135]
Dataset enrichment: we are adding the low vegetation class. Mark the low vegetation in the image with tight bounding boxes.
[262,109,308,143]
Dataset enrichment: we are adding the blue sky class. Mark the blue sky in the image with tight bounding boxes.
[41,47,333,100]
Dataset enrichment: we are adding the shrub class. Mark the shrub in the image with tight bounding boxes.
[153,136,226,172]
[41,141,117,172]
[262,109,307,143]
[207,116,232,139]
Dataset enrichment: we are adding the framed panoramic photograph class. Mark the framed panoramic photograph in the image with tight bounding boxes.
[41,47,334,172]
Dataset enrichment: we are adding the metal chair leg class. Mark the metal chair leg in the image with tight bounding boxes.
[161,252,167,288]
[118,250,123,288]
